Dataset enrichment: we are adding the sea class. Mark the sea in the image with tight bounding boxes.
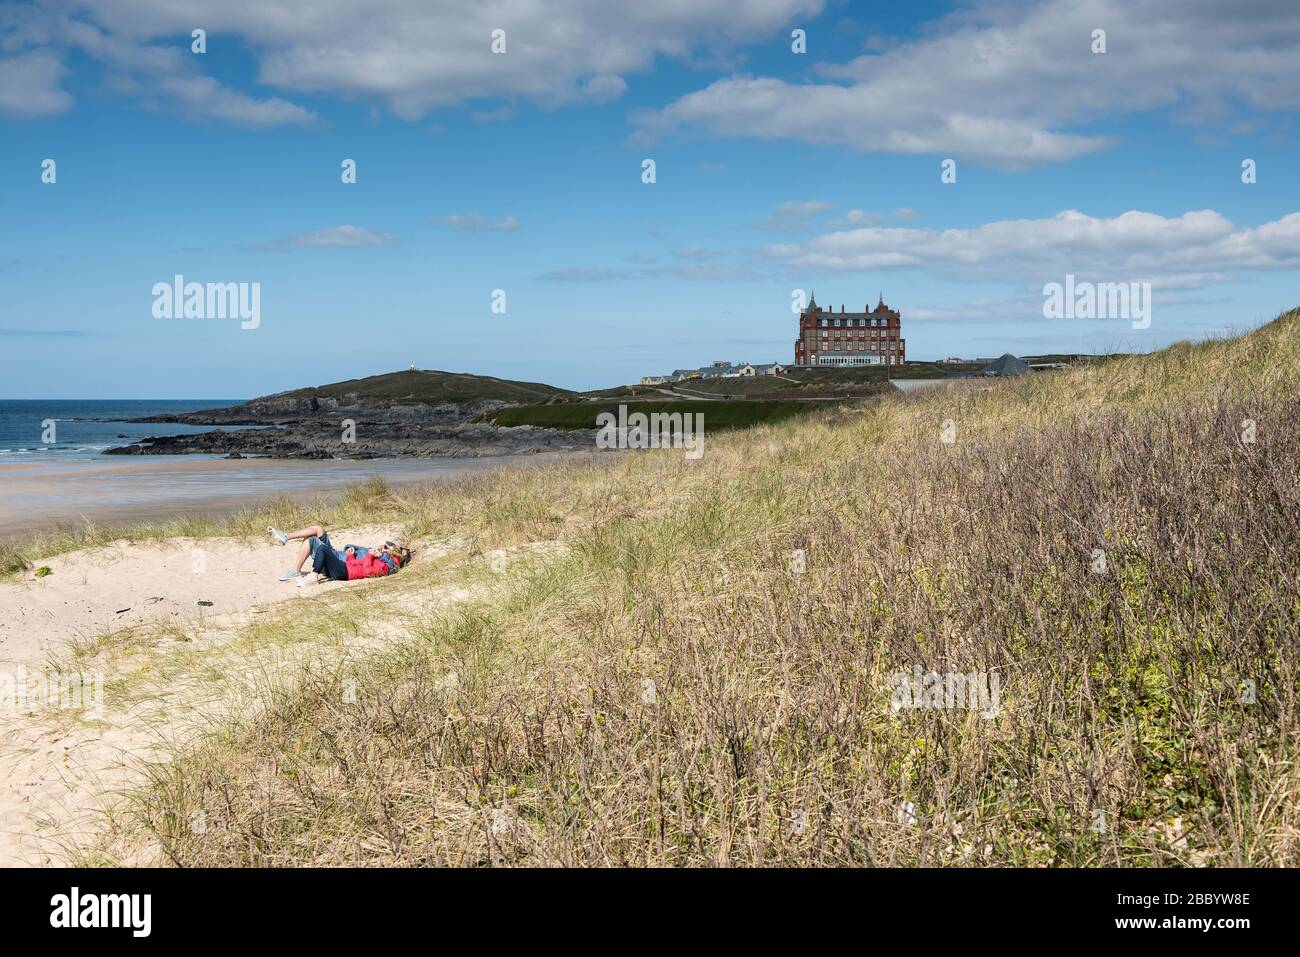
[0,399,246,460]
[0,400,547,536]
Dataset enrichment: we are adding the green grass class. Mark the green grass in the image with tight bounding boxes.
[576,384,667,400]
[675,356,1107,392]
[789,361,980,382]
[0,476,409,572]
[247,369,573,409]
[18,308,1300,868]
[486,398,846,431]
[105,307,1300,868]
[0,545,29,578]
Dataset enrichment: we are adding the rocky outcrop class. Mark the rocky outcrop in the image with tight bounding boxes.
[104,421,595,459]
[111,375,591,459]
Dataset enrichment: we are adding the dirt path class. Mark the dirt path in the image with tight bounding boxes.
[653,387,723,400]
[0,528,550,866]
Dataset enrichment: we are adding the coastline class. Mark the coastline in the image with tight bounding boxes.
[0,315,1294,869]
[0,451,574,539]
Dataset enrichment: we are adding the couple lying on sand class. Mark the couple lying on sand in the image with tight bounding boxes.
[267,525,410,587]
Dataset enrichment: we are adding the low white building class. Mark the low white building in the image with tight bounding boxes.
[651,361,789,384]
[811,354,885,367]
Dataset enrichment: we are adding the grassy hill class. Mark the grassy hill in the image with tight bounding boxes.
[574,363,965,401]
[487,399,844,431]
[668,372,898,398]
[266,369,573,406]
[658,357,1110,397]
[152,369,578,424]
[31,310,1300,867]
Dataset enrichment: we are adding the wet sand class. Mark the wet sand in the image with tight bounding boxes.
[0,453,567,538]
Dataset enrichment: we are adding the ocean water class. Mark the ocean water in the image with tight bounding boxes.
[0,399,559,536]
[0,399,245,460]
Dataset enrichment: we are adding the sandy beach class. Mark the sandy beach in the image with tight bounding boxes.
[0,526,387,669]
[0,444,585,864]
[0,519,547,865]
[0,453,561,538]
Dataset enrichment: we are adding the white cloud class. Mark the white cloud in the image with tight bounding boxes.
[294,225,395,247]
[153,73,310,127]
[637,0,1300,167]
[0,9,316,124]
[155,73,315,127]
[845,210,881,225]
[537,267,626,283]
[581,74,629,102]
[755,200,833,231]
[0,48,72,116]
[762,208,1300,289]
[431,213,521,232]
[824,208,917,229]
[4,0,823,122]
[905,296,1045,322]
[639,76,1110,167]
[253,225,396,248]
[536,205,1300,292]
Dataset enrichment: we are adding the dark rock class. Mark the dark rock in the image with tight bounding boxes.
[107,380,595,460]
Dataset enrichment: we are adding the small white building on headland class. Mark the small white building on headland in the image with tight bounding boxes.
[642,361,788,386]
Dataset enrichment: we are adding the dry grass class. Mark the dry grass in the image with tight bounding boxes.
[94,311,1300,865]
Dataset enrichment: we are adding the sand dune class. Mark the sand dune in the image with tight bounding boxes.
[0,527,397,665]
[0,526,435,865]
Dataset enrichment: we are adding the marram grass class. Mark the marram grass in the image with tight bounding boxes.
[71,310,1300,865]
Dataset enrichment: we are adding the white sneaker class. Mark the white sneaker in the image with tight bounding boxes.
[296,573,318,588]
[268,526,289,545]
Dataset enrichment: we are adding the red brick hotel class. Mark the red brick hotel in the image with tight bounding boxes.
[794,293,906,367]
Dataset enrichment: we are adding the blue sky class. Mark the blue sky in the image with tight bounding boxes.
[2,0,1299,397]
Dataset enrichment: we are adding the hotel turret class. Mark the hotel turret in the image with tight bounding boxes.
[794,292,905,367]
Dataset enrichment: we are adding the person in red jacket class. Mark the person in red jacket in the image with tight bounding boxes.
[267,524,408,586]
[344,549,392,580]
[301,542,403,586]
